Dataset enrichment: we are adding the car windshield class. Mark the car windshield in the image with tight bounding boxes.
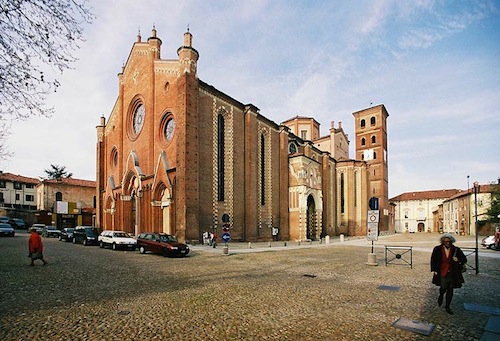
[47,226,57,230]
[114,232,131,238]
[159,235,177,243]
[66,228,75,232]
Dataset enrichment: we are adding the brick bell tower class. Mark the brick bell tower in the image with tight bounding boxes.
[353,104,389,232]
[175,29,200,242]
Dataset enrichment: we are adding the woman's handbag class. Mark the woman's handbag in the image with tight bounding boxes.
[453,248,466,273]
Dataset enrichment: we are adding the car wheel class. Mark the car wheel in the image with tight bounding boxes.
[59,236,62,241]
[112,243,117,250]
[83,239,87,246]
[73,238,77,244]
[139,246,146,254]
[99,241,104,248]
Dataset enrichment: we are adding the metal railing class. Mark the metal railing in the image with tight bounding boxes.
[385,245,413,269]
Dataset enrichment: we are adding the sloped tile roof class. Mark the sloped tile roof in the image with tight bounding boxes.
[0,172,39,184]
[41,177,96,187]
[390,189,461,202]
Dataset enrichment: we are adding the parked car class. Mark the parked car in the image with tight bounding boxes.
[42,226,61,238]
[137,232,189,257]
[73,226,100,246]
[0,223,15,236]
[31,224,45,235]
[59,228,75,242]
[481,235,496,249]
[0,216,10,224]
[98,230,137,250]
[9,218,26,229]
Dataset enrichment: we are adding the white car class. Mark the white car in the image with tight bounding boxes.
[98,230,137,250]
[481,235,496,249]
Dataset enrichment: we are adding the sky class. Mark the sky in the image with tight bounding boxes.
[2,0,499,198]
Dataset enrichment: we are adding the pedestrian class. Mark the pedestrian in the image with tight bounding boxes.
[430,233,466,314]
[28,227,48,266]
[212,231,217,248]
[272,227,279,241]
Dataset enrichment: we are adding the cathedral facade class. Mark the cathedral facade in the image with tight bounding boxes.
[95,28,391,243]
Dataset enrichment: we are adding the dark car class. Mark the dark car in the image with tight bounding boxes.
[0,216,10,224]
[0,223,15,237]
[9,218,26,229]
[42,226,61,238]
[137,232,189,257]
[59,227,75,242]
[73,226,100,246]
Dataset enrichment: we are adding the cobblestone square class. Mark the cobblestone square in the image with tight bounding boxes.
[1,232,499,340]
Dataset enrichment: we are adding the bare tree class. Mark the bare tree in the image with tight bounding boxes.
[0,0,94,122]
[44,164,73,179]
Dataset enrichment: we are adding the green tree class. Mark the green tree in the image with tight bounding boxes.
[485,182,500,223]
[44,164,73,179]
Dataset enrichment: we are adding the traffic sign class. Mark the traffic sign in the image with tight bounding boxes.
[222,232,231,243]
[368,210,379,223]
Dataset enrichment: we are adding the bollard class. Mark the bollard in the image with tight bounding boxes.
[366,253,378,266]
[223,246,229,255]
[284,241,287,247]
[298,241,301,246]
[325,235,330,244]
[340,234,344,242]
[268,241,271,247]
[248,242,252,249]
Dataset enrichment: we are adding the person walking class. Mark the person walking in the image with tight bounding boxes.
[430,233,466,314]
[29,227,48,266]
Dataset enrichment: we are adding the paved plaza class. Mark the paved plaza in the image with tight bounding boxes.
[1,232,499,340]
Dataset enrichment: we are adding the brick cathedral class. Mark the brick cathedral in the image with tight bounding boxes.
[96,28,392,243]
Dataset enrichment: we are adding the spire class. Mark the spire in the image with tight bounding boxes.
[151,24,157,38]
[137,28,141,42]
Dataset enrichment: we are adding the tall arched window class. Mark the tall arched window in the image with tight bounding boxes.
[370,116,376,125]
[217,114,225,201]
[340,173,345,213]
[360,119,366,128]
[260,134,265,205]
[361,138,366,146]
[371,136,376,144]
[55,192,62,201]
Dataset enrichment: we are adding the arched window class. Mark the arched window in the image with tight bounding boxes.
[55,192,62,201]
[361,138,366,146]
[340,173,345,213]
[260,134,265,205]
[217,114,225,201]
[370,116,376,125]
[371,136,376,144]
[373,151,377,159]
[360,119,366,128]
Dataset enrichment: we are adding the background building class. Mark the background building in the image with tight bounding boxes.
[0,171,38,225]
[96,29,391,242]
[36,177,96,228]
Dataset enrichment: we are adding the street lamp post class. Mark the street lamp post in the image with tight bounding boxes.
[474,181,479,275]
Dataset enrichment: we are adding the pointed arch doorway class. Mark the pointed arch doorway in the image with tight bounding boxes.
[306,195,317,240]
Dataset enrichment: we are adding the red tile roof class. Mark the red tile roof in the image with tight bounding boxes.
[41,178,96,187]
[390,189,461,202]
[0,172,39,184]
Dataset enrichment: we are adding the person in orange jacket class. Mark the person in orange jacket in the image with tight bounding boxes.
[29,227,47,266]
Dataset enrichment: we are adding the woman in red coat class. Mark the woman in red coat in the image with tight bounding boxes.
[29,228,47,265]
